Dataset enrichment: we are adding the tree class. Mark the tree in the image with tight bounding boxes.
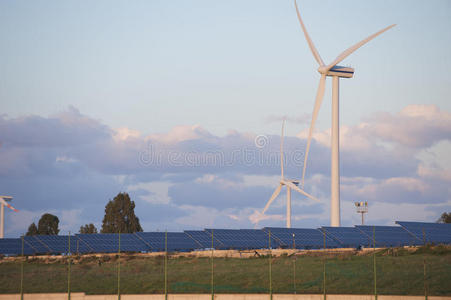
[79,223,98,234]
[101,192,143,233]
[26,223,38,236]
[37,213,60,235]
[437,212,451,223]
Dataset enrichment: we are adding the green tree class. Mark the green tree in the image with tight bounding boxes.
[37,213,60,235]
[26,223,38,236]
[79,223,98,234]
[101,192,143,233]
[437,212,451,223]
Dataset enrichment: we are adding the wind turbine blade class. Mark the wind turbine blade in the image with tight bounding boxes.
[294,0,324,66]
[283,180,320,202]
[302,74,326,187]
[0,198,18,212]
[263,184,283,214]
[280,119,285,179]
[326,24,396,70]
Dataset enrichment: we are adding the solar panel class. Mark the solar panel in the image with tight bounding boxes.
[0,238,34,255]
[321,226,371,248]
[396,221,451,245]
[356,225,421,247]
[135,232,199,252]
[76,233,120,253]
[36,235,78,254]
[24,236,53,254]
[184,230,223,249]
[264,227,340,249]
[204,229,279,250]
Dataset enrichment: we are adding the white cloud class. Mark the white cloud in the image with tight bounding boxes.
[147,124,213,144]
[127,181,173,204]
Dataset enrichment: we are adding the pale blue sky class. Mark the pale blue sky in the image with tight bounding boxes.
[1,0,450,136]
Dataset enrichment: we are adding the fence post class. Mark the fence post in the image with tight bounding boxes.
[211,229,214,300]
[118,231,121,300]
[323,230,326,300]
[20,234,24,300]
[269,230,272,300]
[373,226,377,300]
[293,233,296,294]
[422,229,428,300]
[165,230,168,300]
[68,231,71,300]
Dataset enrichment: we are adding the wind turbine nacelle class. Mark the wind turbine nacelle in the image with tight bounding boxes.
[326,65,354,78]
[0,196,12,202]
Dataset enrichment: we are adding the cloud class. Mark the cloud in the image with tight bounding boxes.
[0,106,110,148]
[1,104,450,237]
[366,104,451,148]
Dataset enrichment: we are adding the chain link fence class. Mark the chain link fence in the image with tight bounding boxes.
[0,230,450,298]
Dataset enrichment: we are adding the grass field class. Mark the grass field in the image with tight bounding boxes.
[0,246,450,295]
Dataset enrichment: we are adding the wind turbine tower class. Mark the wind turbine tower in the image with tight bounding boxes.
[294,0,395,226]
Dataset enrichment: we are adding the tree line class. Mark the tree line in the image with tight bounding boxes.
[26,192,142,235]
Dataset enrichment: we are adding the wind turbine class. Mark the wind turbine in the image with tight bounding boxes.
[262,120,319,228]
[0,196,18,239]
[294,0,395,227]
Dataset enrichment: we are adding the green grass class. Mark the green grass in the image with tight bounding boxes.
[0,246,450,295]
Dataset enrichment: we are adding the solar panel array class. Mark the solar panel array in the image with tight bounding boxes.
[263,227,340,249]
[356,225,420,247]
[205,229,280,250]
[0,221,449,255]
[321,226,372,248]
[396,221,451,245]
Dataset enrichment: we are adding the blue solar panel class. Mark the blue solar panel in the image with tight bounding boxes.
[0,238,34,255]
[184,230,223,249]
[321,226,371,248]
[205,229,279,250]
[356,225,421,247]
[36,235,77,254]
[136,232,199,251]
[396,221,451,244]
[3,222,448,256]
[76,233,120,253]
[264,227,340,249]
[24,236,53,254]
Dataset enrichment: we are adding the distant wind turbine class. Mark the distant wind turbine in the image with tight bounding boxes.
[262,120,319,228]
[0,196,18,239]
[294,0,395,226]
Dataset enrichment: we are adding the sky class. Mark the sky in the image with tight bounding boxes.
[0,0,450,237]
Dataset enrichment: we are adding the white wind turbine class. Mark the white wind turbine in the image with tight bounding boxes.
[294,0,395,227]
[0,196,18,239]
[262,120,319,228]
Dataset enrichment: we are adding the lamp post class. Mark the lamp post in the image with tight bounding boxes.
[355,201,368,225]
